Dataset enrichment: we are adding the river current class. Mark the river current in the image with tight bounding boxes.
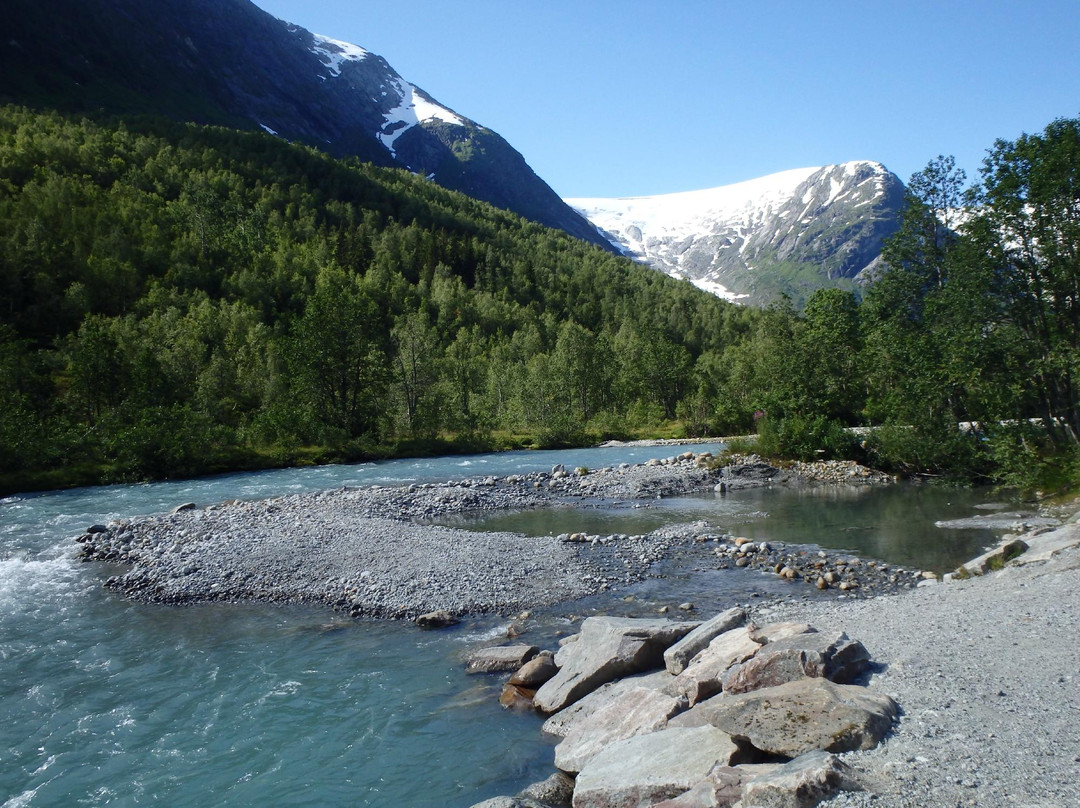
[0,445,1004,807]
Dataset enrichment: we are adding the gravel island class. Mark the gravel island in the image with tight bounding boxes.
[75,452,894,618]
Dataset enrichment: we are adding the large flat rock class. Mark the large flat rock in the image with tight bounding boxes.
[554,686,686,773]
[670,678,897,758]
[534,617,699,713]
[542,669,675,739]
[572,725,740,808]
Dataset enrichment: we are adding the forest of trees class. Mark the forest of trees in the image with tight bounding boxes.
[1,105,1078,495]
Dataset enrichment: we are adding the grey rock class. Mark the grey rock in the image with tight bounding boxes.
[747,621,816,644]
[1014,523,1080,565]
[466,644,539,674]
[652,763,781,807]
[415,609,459,629]
[468,799,523,808]
[665,626,760,705]
[935,513,1059,531]
[554,686,686,773]
[664,607,746,675]
[739,750,861,808]
[673,678,897,758]
[170,502,197,514]
[519,771,575,807]
[955,538,1030,577]
[541,669,674,739]
[572,726,740,808]
[721,631,871,694]
[533,616,699,713]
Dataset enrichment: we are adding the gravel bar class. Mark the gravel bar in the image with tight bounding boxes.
[74,452,895,619]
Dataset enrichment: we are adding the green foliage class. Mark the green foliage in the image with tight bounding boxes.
[4,104,1080,492]
[986,421,1080,498]
[863,422,989,481]
[755,414,861,462]
[0,105,758,488]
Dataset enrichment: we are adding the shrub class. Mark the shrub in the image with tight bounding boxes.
[755,414,861,462]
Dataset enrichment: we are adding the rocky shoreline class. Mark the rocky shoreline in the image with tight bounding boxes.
[75,452,902,618]
[466,609,895,808]
[461,521,1080,808]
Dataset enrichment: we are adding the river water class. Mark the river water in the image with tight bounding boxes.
[0,445,1006,807]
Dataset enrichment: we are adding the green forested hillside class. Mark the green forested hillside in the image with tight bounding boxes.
[0,106,761,488]
[3,106,1078,495]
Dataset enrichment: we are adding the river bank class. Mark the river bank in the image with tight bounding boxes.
[75,452,902,618]
[465,521,1080,808]
[753,522,1080,808]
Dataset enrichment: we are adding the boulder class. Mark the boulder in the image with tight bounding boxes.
[664,607,746,675]
[572,726,740,808]
[415,610,459,629]
[652,763,781,807]
[533,617,699,713]
[466,644,540,674]
[554,686,687,773]
[542,669,674,739]
[510,651,559,688]
[1014,523,1080,565]
[671,678,897,758]
[739,751,861,808]
[519,771,575,807]
[721,631,870,694]
[665,626,760,705]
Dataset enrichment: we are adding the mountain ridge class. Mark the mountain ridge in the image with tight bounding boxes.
[0,0,609,249]
[568,161,907,305]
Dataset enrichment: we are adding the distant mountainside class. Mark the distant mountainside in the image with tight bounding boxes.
[568,161,907,305]
[0,0,608,249]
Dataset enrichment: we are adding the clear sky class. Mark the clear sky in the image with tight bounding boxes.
[251,0,1079,199]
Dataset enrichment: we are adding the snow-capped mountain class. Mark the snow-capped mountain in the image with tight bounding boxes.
[568,162,906,304]
[0,0,608,249]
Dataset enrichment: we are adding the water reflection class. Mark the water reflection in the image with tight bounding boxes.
[436,483,1010,573]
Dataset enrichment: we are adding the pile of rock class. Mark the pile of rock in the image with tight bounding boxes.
[785,460,895,486]
[711,455,893,493]
[710,537,930,596]
[467,608,897,808]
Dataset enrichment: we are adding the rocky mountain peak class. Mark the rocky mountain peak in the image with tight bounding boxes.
[568,161,906,305]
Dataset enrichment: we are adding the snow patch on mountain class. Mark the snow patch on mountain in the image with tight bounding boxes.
[311,34,370,76]
[376,79,465,156]
[571,166,819,256]
[310,33,465,159]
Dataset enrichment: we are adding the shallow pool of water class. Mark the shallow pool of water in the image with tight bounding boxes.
[437,482,1006,573]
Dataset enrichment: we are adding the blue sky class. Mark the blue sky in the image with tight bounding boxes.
[253,0,1079,198]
